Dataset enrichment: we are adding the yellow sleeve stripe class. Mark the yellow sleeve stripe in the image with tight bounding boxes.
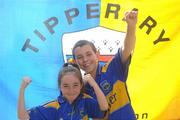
[44,101,60,109]
[82,115,89,120]
[102,61,111,73]
[82,93,93,99]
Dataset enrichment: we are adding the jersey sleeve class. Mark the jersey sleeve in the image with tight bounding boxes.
[107,49,131,82]
[85,98,106,118]
[29,103,58,120]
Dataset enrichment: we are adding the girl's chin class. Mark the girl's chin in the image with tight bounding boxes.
[67,97,77,103]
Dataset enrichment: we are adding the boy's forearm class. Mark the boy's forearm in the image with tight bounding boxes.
[122,24,136,63]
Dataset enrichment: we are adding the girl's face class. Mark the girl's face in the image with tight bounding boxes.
[60,73,82,104]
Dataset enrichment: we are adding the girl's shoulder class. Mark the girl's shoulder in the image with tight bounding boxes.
[82,93,93,99]
[42,99,60,109]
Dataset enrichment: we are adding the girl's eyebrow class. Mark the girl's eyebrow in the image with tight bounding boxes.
[73,82,79,85]
[63,84,69,86]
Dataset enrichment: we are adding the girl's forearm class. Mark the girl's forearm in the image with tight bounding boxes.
[92,83,109,111]
[18,87,29,120]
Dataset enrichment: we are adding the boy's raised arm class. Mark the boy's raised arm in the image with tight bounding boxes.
[121,10,138,64]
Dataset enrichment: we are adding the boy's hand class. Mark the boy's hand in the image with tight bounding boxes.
[123,9,138,27]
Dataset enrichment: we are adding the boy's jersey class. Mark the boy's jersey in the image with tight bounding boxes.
[29,93,105,120]
[85,49,136,120]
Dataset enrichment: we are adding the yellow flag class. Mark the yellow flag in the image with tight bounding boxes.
[100,0,180,119]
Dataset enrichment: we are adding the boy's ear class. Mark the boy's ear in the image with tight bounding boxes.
[68,58,75,64]
[96,50,100,58]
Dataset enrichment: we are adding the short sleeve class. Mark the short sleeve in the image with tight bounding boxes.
[107,49,131,82]
[29,106,57,120]
[85,98,106,118]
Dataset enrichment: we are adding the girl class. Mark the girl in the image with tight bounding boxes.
[18,63,108,120]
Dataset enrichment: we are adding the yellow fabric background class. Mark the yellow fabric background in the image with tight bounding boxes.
[100,0,180,119]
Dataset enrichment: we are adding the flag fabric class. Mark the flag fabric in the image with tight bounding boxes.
[100,0,180,119]
[0,0,179,120]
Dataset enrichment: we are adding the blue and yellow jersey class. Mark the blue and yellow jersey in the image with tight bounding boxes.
[29,93,106,120]
[85,49,136,120]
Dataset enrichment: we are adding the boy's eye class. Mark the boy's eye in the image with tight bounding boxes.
[76,56,82,59]
[87,53,92,56]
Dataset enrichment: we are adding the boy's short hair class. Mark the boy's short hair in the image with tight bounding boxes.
[72,40,97,59]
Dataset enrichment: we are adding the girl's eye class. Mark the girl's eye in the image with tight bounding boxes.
[63,85,68,88]
[74,84,79,87]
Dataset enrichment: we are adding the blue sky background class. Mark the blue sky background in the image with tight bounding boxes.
[0,0,100,119]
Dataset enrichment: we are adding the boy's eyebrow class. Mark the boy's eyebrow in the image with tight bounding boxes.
[86,51,92,54]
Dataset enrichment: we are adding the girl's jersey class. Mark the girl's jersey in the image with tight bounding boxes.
[29,93,105,120]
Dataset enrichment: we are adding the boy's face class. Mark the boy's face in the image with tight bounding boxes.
[74,44,98,75]
[61,74,82,103]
